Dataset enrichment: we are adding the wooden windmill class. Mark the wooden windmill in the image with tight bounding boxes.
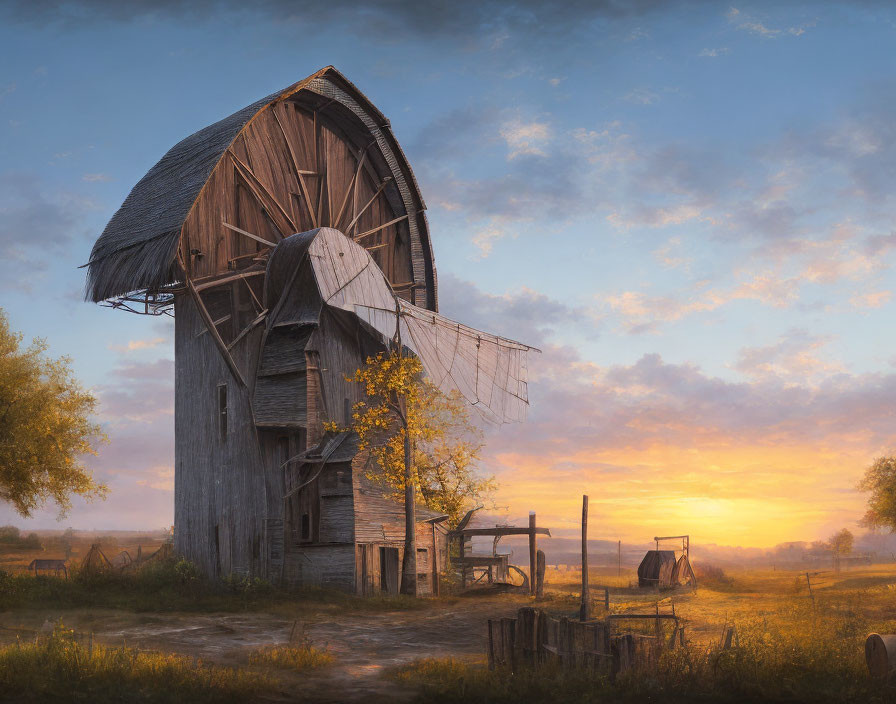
[85,67,536,593]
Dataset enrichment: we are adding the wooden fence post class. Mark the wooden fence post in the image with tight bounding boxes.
[580,495,589,621]
[529,512,537,596]
[536,549,545,598]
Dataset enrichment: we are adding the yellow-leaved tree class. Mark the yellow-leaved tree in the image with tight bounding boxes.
[0,308,107,516]
[346,349,494,595]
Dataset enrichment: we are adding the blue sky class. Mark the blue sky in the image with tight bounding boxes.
[2,1,896,546]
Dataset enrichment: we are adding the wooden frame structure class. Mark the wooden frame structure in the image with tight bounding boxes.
[450,510,550,594]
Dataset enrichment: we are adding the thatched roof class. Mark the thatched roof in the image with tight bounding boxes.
[85,66,435,305]
[84,68,329,303]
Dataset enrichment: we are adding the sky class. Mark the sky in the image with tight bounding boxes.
[1,0,896,549]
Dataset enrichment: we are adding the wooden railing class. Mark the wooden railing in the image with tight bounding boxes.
[487,606,683,676]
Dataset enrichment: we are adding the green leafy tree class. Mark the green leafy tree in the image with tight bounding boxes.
[858,456,896,531]
[0,309,107,517]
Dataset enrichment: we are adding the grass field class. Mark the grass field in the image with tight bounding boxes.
[1,540,895,703]
[390,562,896,703]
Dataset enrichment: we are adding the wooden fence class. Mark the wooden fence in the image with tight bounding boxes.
[488,607,683,677]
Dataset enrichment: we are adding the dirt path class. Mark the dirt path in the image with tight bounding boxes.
[0,596,524,703]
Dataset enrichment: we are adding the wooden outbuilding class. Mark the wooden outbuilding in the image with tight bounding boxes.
[638,535,696,589]
[85,67,535,593]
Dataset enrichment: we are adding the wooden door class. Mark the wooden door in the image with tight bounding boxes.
[379,547,399,595]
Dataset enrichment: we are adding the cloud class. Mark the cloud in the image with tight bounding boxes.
[850,290,891,310]
[623,88,660,105]
[604,272,799,333]
[0,0,698,40]
[734,329,844,385]
[82,172,111,182]
[477,332,896,544]
[499,119,551,159]
[698,47,729,57]
[0,172,94,289]
[651,237,690,269]
[727,7,813,38]
[437,271,595,348]
[108,337,167,353]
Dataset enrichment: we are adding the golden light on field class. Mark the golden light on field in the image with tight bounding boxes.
[487,440,868,547]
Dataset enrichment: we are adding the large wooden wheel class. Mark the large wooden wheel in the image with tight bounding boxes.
[183,88,425,306]
[181,80,432,356]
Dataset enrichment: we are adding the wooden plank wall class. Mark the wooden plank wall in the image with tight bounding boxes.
[180,96,415,298]
[174,294,271,579]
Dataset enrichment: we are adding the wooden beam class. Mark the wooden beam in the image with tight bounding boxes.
[187,279,245,387]
[227,149,297,235]
[242,276,263,312]
[227,309,268,351]
[353,214,408,241]
[271,105,318,228]
[449,527,551,537]
[193,266,265,292]
[344,177,392,235]
[333,146,369,230]
[222,221,277,248]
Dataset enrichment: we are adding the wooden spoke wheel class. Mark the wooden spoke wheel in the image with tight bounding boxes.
[183,85,428,308]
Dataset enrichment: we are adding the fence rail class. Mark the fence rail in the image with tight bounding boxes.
[487,607,683,677]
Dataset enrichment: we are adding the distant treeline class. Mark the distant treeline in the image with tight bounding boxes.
[0,526,41,549]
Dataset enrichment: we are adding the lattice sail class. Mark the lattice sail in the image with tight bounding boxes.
[307,228,536,423]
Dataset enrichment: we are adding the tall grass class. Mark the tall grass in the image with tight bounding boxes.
[0,558,281,612]
[0,559,455,614]
[249,643,334,671]
[389,592,896,704]
[0,624,270,703]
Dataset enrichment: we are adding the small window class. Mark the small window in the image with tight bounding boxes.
[301,514,310,541]
[217,384,228,438]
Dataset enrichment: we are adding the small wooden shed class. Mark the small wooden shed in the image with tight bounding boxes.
[638,551,696,589]
[638,550,677,588]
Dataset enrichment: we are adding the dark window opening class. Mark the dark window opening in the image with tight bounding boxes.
[301,513,310,541]
[217,384,228,439]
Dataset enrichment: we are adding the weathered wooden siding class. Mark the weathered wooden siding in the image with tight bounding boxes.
[282,544,356,590]
[254,373,307,427]
[174,293,271,579]
[305,309,374,428]
[179,95,417,302]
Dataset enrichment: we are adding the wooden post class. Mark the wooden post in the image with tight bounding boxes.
[805,572,814,602]
[580,495,590,621]
[431,522,439,597]
[460,534,466,589]
[529,512,537,597]
[536,550,545,598]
